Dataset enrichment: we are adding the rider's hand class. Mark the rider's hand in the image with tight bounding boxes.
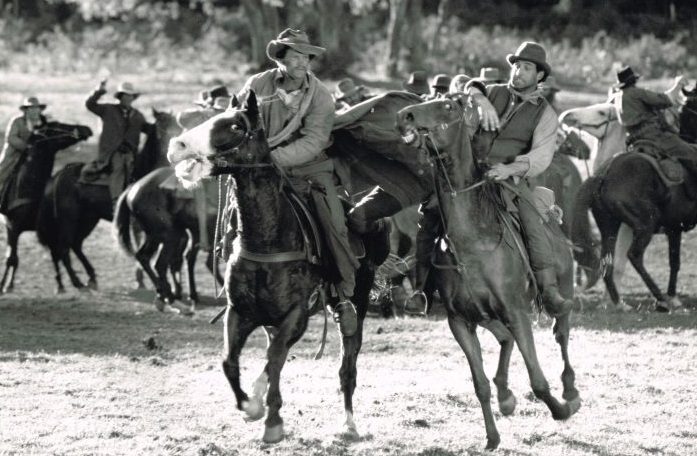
[472,92,500,131]
[98,79,108,92]
[485,163,514,181]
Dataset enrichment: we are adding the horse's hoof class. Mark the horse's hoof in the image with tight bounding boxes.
[566,395,582,417]
[155,298,166,312]
[562,388,580,402]
[241,397,265,422]
[169,301,194,316]
[339,422,360,441]
[655,300,671,313]
[55,287,66,295]
[262,423,284,444]
[668,296,683,310]
[614,300,632,313]
[87,280,98,291]
[498,392,517,416]
[485,434,501,451]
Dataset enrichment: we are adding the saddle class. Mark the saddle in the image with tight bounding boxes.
[628,140,685,186]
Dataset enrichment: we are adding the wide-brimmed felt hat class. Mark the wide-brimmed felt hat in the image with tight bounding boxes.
[335,78,363,100]
[403,70,429,95]
[506,41,551,82]
[114,82,140,99]
[266,28,326,61]
[20,96,47,110]
[478,67,504,83]
[615,66,640,88]
[432,74,452,90]
[208,85,229,100]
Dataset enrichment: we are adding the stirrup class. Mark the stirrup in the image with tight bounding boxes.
[404,291,428,316]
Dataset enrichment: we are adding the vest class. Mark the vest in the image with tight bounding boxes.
[476,85,548,165]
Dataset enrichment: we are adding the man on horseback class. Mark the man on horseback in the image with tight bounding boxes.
[82,80,152,204]
[406,41,572,317]
[235,28,360,336]
[608,66,697,183]
[0,97,48,208]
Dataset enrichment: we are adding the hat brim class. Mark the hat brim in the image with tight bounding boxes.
[335,86,362,100]
[614,74,640,88]
[20,104,47,110]
[266,41,326,61]
[507,54,551,82]
[115,91,140,99]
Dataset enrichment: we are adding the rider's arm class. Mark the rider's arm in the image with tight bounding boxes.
[636,87,674,110]
[465,81,500,131]
[5,117,28,151]
[85,88,107,116]
[270,88,334,167]
[512,105,558,178]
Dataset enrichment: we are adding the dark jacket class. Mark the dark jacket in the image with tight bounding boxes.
[611,85,673,129]
[85,89,149,170]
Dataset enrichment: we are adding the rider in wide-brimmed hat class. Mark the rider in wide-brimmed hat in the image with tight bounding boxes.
[477,67,504,84]
[608,65,697,195]
[83,79,150,203]
[233,28,383,337]
[334,77,371,110]
[407,40,574,319]
[0,96,49,203]
[426,74,451,100]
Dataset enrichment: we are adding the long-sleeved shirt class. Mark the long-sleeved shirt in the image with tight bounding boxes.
[237,68,334,168]
[610,85,673,129]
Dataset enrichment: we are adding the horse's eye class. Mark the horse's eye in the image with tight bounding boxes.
[444,104,452,111]
[230,124,239,131]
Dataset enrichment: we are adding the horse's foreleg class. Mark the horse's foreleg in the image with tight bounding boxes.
[60,248,85,290]
[666,230,682,310]
[552,313,579,401]
[481,320,516,416]
[594,209,622,307]
[71,243,97,290]
[508,310,581,421]
[262,304,308,444]
[448,315,500,450]
[135,237,164,305]
[612,223,633,291]
[49,249,66,294]
[221,308,257,413]
[184,233,199,305]
[154,236,178,303]
[625,228,666,305]
[168,235,188,301]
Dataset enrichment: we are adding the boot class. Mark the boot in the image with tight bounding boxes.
[404,262,429,315]
[332,299,358,337]
[535,267,573,317]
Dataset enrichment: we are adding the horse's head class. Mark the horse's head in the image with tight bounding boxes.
[679,86,697,143]
[167,91,267,186]
[397,94,476,152]
[30,121,92,152]
[559,103,617,139]
[152,108,182,144]
[556,127,591,159]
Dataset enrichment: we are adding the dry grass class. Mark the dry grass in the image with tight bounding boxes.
[2,74,697,455]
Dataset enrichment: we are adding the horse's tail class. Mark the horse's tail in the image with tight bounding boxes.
[37,163,81,248]
[114,186,135,257]
[570,176,602,289]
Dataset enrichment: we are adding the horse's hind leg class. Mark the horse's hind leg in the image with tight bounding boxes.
[49,249,66,293]
[262,304,308,443]
[508,310,580,421]
[72,243,97,290]
[59,248,85,290]
[168,235,188,301]
[481,320,516,416]
[664,230,683,310]
[1,225,19,293]
[553,313,579,401]
[184,232,200,305]
[448,315,500,450]
[626,227,667,306]
[593,208,622,307]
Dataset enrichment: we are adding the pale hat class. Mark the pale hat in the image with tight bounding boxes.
[114,82,140,98]
[266,28,326,61]
[20,96,47,110]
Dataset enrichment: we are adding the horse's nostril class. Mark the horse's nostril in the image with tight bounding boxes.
[406,112,414,122]
[177,140,186,149]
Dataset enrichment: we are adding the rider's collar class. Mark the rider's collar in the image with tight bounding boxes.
[507,84,544,105]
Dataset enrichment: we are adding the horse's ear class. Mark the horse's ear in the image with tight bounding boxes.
[151,107,160,117]
[245,90,259,120]
[230,95,239,109]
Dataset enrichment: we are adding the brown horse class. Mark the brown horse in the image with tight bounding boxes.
[167,92,390,443]
[36,109,179,292]
[396,95,580,449]
[0,121,92,293]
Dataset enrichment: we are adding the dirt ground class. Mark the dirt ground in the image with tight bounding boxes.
[2,75,697,455]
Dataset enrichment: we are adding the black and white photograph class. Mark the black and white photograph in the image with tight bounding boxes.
[2,1,697,455]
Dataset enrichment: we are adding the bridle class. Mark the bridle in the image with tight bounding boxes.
[30,124,82,147]
[210,110,275,169]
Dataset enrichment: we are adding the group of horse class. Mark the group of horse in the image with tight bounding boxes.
[4,85,697,449]
[0,109,219,312]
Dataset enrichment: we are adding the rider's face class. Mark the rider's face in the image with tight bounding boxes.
[510,60,543,91]
[23,106,42,121]
[279,48,310,81]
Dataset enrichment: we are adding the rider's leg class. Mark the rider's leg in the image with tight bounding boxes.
[517,186,572,317]
[347,186,402,235]
[194,186,210,251]
[405,196,441,315]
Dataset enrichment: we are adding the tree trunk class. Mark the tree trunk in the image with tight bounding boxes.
[240,0,280,71]
[387,0,408,78]
[316,0,344,74]
[405,0,425,71]
[430,0,452,56]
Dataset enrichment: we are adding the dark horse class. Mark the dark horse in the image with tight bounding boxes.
[569,91,697,311]
[36,109,178,292]
[167,92,390,443]
[0,121,92,293]
[114,167,223,309]
[397,96,580,449]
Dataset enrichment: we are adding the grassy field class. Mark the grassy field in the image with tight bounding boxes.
[2,73,697,456]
